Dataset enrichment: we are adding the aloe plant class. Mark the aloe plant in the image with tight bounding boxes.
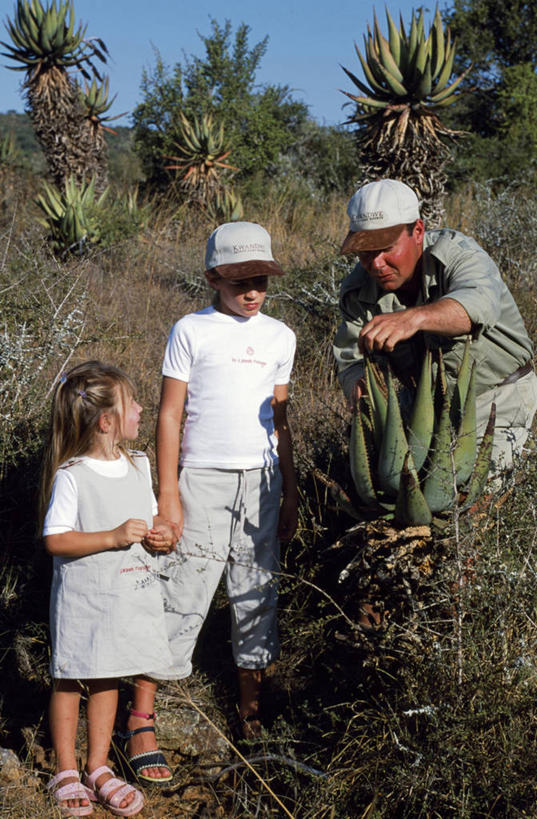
[35,175,108,253]
[345,341,495,527]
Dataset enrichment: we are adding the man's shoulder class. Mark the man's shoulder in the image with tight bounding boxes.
[424,228,488,261]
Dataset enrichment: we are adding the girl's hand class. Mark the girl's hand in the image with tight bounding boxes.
[112,518,148,548]
[143,522,177,555]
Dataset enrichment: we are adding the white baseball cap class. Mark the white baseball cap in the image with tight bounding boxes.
[205,221,285,279]
[340,179,421,254]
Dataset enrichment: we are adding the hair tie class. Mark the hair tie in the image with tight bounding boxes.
[78,390,87,399]
[59,373,67,384]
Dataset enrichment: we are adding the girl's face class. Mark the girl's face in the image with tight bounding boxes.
[108,386,142,443]
[208,274,268,318]
[119,392,143,441]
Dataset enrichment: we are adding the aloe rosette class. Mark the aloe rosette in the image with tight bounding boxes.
[346,340,495,527]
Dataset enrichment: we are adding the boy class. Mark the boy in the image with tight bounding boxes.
[156,221,297,737]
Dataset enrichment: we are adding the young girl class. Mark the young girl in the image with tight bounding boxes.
[40,361,175,817]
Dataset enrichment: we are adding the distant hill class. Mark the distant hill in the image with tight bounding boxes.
[0,111,142,184]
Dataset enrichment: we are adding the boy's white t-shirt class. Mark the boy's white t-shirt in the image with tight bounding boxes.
[162,306,296,468]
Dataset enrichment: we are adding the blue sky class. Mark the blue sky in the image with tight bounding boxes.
[1,0,430,127]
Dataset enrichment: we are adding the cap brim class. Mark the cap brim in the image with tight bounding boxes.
[209,259,285,279]
[340,224,406,255]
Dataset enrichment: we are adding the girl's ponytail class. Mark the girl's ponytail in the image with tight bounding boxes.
[38,361,135,529]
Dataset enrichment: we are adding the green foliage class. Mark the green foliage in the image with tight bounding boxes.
[131,19,310,192]
[445,0,537,184]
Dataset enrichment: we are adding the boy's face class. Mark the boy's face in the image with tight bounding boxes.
[207,274,269,318]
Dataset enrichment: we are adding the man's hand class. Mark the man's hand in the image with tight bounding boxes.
[359,309,422,353]
[359,299,472,354]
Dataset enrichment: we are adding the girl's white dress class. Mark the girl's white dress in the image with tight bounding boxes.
[44,452,172,679]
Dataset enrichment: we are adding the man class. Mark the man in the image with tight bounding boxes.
[333,178,537,476]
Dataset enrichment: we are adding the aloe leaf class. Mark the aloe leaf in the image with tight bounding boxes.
[395,452,433,526]
[433,347,448,420]
[453,362,477,487]
[350,404,378,508]
[450,336,471,430]
[422,386,456,513]
[365,357,387,451]
[377,368,410,495]
[462,402,496,509]
[408,349,434,472]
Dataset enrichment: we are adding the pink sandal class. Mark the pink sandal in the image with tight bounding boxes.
[83,766,144,817]
[47,769,96,817]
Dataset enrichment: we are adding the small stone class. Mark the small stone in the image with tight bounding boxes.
[0,748,22,782]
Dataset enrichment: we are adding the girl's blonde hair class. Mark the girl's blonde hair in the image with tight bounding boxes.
[38,360,135,528]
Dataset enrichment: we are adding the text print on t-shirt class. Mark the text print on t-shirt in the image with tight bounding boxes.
[231,345,267,368]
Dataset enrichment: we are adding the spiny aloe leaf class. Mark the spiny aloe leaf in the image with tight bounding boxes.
[395,452,433,526]
[408,348,434,473]
[462,402,496,510]
[350,404,378,508]
[365,356,388,451]
[422,382,456,513]
[453,361,477,487]
[377,368,410,495]
[450,336,472,431]
[433,346,448,420]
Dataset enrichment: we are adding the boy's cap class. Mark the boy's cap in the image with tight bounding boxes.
[340,179,421,254]
[205,221,285,279]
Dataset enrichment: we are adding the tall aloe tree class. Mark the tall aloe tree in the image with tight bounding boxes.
[1,0,110,189]
[342,6,470,225]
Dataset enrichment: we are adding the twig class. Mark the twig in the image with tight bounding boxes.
[177,687,297,819]
[200,753,328,781]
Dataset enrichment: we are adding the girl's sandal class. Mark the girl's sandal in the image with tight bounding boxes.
[115,709,172,787]
[47,769,96,817]
[82,766,144,817]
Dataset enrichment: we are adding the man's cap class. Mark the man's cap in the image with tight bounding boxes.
[205,221,285,279]
[340,179,421,254]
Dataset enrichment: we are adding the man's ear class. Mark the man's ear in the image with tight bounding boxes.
[414,219,425,246]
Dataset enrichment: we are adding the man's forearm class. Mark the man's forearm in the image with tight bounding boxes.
[359,297,472,353]
[409,297,472,336]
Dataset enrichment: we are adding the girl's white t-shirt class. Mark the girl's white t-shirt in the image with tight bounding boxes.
[162,306,296,469]
[43,453,158,536]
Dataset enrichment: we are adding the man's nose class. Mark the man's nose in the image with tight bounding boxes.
[370,251,386,269]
